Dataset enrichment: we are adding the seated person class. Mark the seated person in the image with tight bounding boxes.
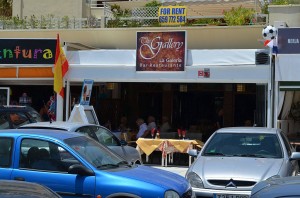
[31,148,58,171]
[136,118,148,138]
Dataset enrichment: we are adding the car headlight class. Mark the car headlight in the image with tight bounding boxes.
[164,190,180,198]
[186,172,204,188]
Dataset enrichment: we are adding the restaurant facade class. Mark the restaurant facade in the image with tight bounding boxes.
[0,26,272,139]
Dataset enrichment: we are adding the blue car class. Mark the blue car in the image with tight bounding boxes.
[0,129,192,198]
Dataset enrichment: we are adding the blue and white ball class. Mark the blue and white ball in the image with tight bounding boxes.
[262,25,277,40]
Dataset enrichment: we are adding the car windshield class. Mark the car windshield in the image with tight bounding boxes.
[92,127,120,146]
[203,133,283,158]
[64,136,127,169]
[75,126,120,146]
[26,107,43,122]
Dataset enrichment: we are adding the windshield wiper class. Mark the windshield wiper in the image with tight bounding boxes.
[97,164,119,169]
[204,152,225,156]
[117,161,132,167]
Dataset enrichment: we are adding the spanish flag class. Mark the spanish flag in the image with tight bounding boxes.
[54,34,69,98]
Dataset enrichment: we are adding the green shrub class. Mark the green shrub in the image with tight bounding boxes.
[224,6,255,26]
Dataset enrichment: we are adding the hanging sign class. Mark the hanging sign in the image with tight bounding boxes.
[158,5,187,26]
[0,39,56,65]
[80,79,94,106]
[136,31,186,71]
[277,28,300,54]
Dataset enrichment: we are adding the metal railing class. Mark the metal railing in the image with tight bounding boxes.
[0,16,101,30]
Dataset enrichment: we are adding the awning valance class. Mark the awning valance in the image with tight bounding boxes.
[279,82,300,91]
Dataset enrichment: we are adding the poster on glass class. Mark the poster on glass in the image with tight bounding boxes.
[80,79,94,106]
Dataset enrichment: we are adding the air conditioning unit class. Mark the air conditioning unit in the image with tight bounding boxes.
[255,49,270,65]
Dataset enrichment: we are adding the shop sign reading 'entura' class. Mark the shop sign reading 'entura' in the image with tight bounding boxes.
[0,39,56,65]
[136,31,186,71]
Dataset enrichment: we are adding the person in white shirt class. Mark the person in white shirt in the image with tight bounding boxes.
[136,118,148,138]
[147,115,157,133]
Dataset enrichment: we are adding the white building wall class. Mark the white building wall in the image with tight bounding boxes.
[13,0,85,18]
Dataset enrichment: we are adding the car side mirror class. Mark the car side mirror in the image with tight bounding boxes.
[289,152,300,161]
[188,149,198,157]
[68,164,95,176]
[120,140,128,146]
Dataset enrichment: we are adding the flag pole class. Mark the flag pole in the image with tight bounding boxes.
[54,34,69,121]
[56,91,64,121]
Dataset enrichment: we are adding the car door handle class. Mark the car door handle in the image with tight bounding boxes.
[14,177,25,181]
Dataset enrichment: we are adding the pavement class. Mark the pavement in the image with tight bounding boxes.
[146,164,189,177]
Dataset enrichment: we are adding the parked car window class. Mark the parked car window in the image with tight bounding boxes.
[0,114,10,129]
[203,133,283,158]
[26,106,43,122]
[20,138,80,172]
[76,126,120,146]
[0,106,42,129]
[0,137,13,167]
[76,126,98,140]
[280,132,292,156]
[9,112,31,128]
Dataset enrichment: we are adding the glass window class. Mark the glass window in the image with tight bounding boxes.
[20,138,80,172]
[9,112,30,128]
[65,136,125,169]
[0,137,13,167]
[203,133,283,158]
[26,107,43,122]
[94,127,120,146]
[0,114,10,129]
[76,126,120,146]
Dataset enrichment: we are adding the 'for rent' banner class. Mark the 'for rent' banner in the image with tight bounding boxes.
[158,6,187,26]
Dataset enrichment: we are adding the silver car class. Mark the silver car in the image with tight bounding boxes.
[251,176,300,198]
[19,121,142,165]
[186,127,300,198]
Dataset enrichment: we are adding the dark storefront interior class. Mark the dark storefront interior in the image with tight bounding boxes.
[6,82,265,141]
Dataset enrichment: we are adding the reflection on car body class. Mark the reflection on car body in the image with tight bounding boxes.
[251,175,300,198]
[0,180,62,198]
[0,129,192,198]
[186,127,300,198]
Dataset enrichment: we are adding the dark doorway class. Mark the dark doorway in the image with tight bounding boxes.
[138,92,162,123]
[234,94,256,126]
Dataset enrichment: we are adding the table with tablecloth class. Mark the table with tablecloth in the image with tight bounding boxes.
[136,138,203,166]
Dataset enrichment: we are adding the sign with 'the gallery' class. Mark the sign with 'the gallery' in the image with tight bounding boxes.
[136,31,187,72]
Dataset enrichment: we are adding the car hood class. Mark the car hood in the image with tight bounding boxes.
[191,157,283,182]
[110,165,189,193]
